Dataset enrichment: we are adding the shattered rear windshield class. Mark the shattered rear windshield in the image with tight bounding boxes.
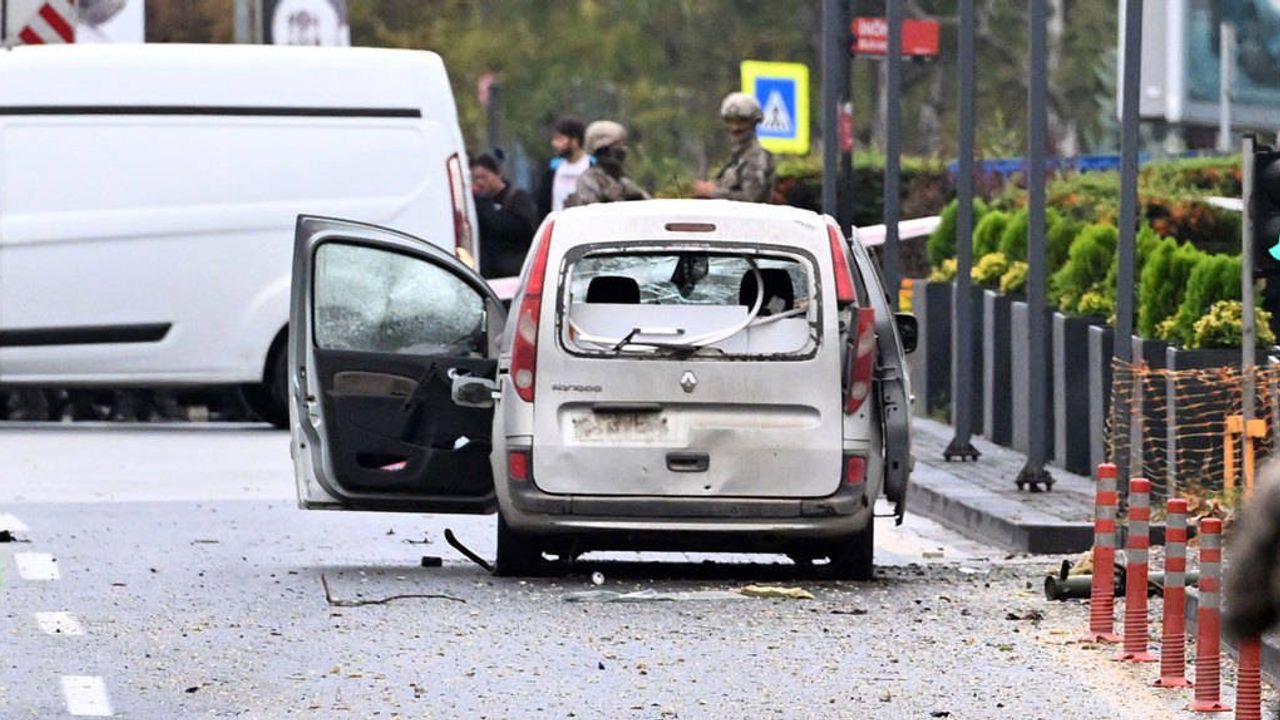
[561,249,818,358]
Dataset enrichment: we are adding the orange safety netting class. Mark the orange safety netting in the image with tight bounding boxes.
[1105,359,1280,499]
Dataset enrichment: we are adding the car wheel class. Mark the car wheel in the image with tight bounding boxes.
[240,343,289,429]
[825,519,875,581]
[494,513,542,577]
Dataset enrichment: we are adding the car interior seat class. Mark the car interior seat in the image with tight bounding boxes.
[738,268,795,316]
[585,275,642,304]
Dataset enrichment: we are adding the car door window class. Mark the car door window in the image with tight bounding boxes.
[314,243,485,356]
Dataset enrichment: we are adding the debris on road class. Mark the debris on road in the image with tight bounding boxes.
[0,530,28,543]
[563,589,746,603]
[320,574,465,606]
[736,585,814,600]
[444,528,493,572]
[420,556,443,568]
[1005,609,1045,622]
[590,571,605,586]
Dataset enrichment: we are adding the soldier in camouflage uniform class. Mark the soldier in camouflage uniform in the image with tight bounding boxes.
[692,92,776,203]
[564,120,650,207]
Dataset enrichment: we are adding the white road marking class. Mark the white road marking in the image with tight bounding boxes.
[0,512,29,533]
[13,552,60,581]
[61,675,113,717]
[35,611,85,636]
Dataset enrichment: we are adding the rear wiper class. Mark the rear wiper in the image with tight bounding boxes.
[610,327,685,354]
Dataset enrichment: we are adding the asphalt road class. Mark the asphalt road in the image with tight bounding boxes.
[0,424,1262,719]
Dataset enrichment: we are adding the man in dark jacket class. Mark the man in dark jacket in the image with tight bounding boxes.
[471,153,536,279]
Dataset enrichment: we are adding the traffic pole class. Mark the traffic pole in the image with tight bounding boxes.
[1190,517,1231,713]
[1155,498,1192,687]
[1088,463,1120,642]
[1116,478,1157,662]
[1235,636,1263,720]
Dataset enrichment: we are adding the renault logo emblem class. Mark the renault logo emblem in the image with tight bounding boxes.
[680,371,697,393]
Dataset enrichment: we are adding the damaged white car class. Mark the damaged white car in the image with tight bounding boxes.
[288,200,914,578]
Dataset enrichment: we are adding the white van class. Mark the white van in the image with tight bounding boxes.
[289,201,915,579]
[0,44,478,425]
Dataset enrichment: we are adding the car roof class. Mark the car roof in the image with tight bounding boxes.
[0,44,452,115]
[550,199,832,255]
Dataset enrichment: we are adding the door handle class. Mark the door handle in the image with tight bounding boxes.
[666,452,710,473]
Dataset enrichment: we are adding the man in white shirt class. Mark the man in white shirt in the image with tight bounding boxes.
[536,118,593,221]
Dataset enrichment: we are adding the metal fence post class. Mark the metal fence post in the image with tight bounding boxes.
[1016,0,1054,491]
[945,0,980,461]
[883,0,902,309]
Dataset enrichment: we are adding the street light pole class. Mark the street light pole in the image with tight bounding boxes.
[821,0,841,220]
[1016,0,1054,492]
[945,0,980,462]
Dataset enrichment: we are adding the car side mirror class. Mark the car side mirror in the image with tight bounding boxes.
[895,313,918,354]
[451,376,499,409]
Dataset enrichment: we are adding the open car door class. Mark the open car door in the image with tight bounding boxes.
[289,216,506,514]
[846,231,913,522]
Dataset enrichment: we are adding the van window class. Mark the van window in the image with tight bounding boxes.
[562,249,818,358]
[314,243,484,355]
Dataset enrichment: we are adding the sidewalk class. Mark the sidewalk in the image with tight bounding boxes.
[907,417,1095,554]
[907,417,1280,685]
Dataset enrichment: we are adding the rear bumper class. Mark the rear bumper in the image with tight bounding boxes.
[501,480,871,539]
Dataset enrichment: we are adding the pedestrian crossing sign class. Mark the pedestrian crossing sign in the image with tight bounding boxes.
[740,60,810,155]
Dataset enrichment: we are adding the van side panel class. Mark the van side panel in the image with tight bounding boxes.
[0,116,456,384]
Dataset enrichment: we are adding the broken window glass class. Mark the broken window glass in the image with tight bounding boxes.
[314,243,484,355]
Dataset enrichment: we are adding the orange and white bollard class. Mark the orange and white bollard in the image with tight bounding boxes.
[1155,498,1192,687]
[1089,463,1120,643]
[1190,517,1231,713]
[1116,478,1157,662]
[1235,636,1263,720]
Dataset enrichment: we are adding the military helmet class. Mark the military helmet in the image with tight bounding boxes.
[720,92,763,123]
[584,120,628,154]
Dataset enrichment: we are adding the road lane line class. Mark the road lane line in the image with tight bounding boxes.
[13,552,60,581]
[0,512,29,533]
[61,675,113,717]
[35,611,85,636]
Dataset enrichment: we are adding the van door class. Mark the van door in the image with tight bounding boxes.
[847,235,912,520]
[289,216,505,513]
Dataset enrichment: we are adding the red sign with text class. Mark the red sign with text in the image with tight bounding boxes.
[851,17,940,57]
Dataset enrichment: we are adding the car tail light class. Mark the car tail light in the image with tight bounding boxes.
[507,450,531,482]
[844,307,877,414]
[827,224,856,305]
[511,220,555,403]
[844,454,867,487]
[446,153,476,267]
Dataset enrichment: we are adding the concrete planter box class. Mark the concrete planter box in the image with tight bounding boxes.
[982,290,1013,445]
[1010,300,1055,457]
[1116,337,1170,489]
[1163,346,1272,497]
[1087,325,1115,473]
[909,281,953,418]
[1053,313,1104,475]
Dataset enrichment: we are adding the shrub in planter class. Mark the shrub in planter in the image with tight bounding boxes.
[929,257,957,282]
[972,252,1010,290]
[1140,155,1242,198]
[972,210,1010,258]
[1046,214,1083,274]
[1050,223,1117,314]
[926,198,989,268]
[1137,237,1203,338]
[1076,290,1114,318]
[996,206,1064,263]
[1167,253,1242,345]
[999,260,1028,295]
[1190,300,1276,349]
